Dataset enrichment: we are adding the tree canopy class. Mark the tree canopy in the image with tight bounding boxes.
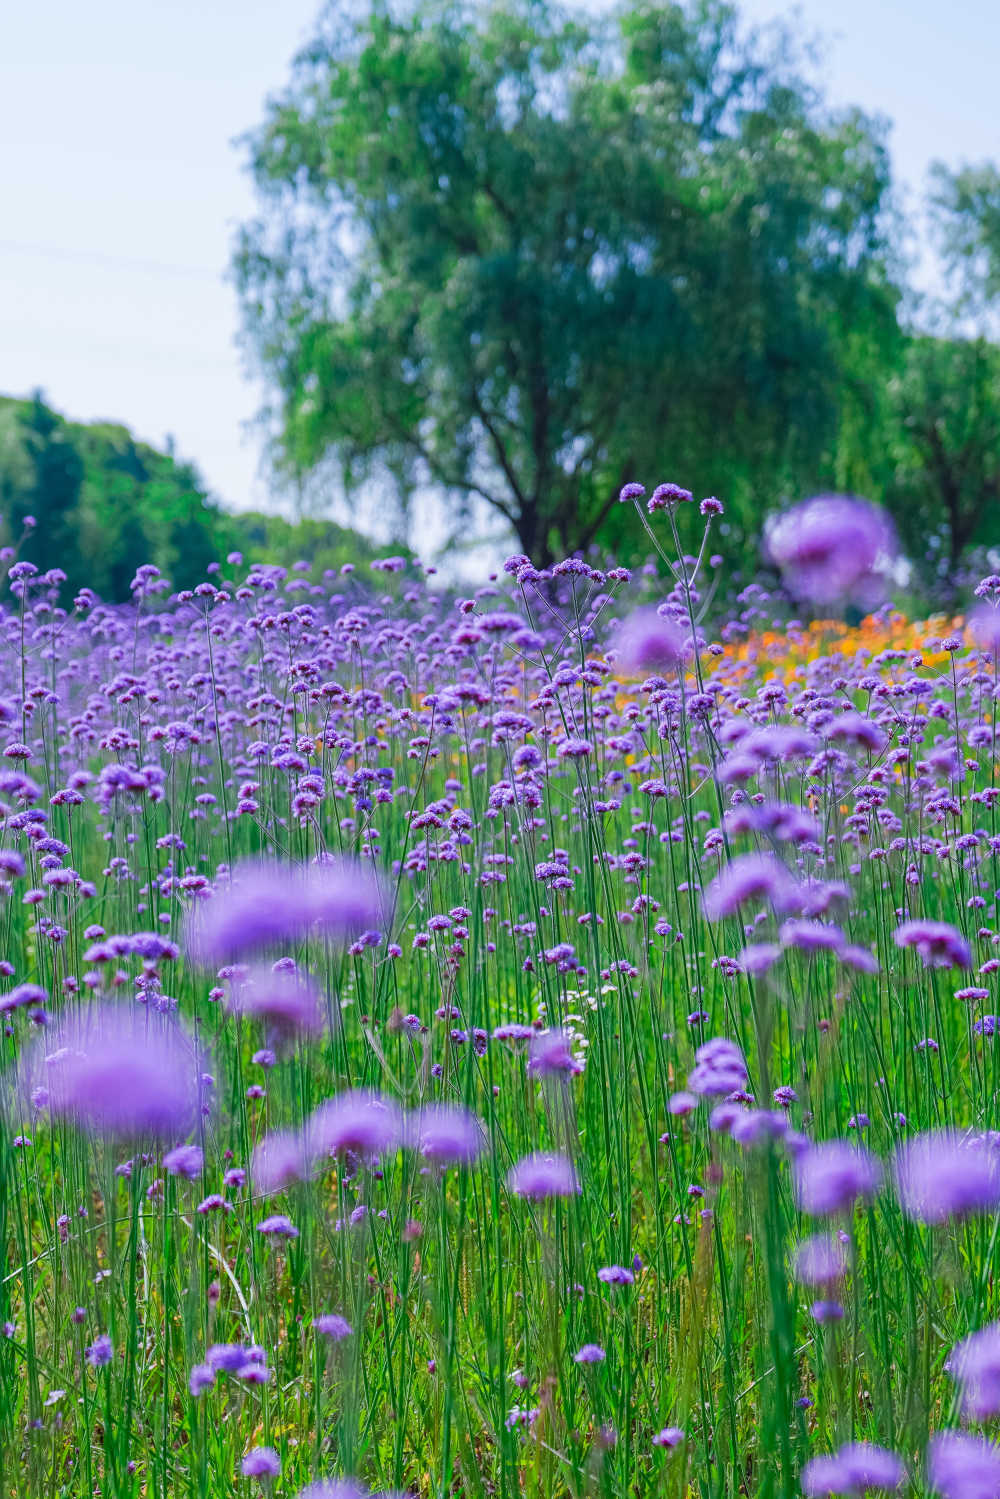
[0,394,398,601]
[235,0,902,567]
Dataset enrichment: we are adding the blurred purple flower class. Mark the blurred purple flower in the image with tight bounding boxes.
[405,1103,486,1166]
[926,1430,1000,1499]
[702,854,801,921]
[893,1130,1000,1223]
[894,920,971,970]
[242,1447,281,1478]
[792,1234,849,1286]
[184,857,383,967]
[767,495,895,606]
[613,608,684,674]
[507,1152,580,1200]
[34,1006,204,1142]
[793,1140,882,1216]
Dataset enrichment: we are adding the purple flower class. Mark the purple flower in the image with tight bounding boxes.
[184,857,383,966]
[227,963,323,1041]
[613,608,684,674]
[946,1322,1000,1419]
[206,1342,251,1373]
[779,920,845,954]
[257,1214,298,1238]
[507,1152,580,1200]
[792,1234,849,1286]
[163,1144,203,1180]
[652,1426,685,1448]
[969,606,1000,652]
[648,483,693,511]
[241,1446,281,1478]
[767,495,894,606]
[802,1444,905,1495]
[702,854,801,921]
[34,1006,204,1141]
[0,981,47,1013]
[893,1130,1000,1223]
[618,482,646,503]
[792,1141,882,1216]
[251,1129,310,1194]
[597,1265,635,1286]
[306,1090,402,1162]
[926,1430,1000,1499]
[687,1037,748,1097]
[293,1483,371,1499]
[188,1362,215,1396]
[894,920,972,970]
[314,1314,352,1341]
[740,943,783,975]
[574,1343,606,1364]
[86,1333,113,1367]
[405,1103,485,1165]
[527,1029,581,1077]
[668,1091,698,1116]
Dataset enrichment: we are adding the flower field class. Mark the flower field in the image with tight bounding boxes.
[3,491,1000,1499]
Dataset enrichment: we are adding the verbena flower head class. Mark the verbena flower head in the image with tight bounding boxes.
[702,854,802,921]
[293,1482,370,1499]
[257,1213,298,1238]
[226,963,324,1042]
[926,1430,1000,1499]
[793,1140,882,1216]
[766,494,895,606]
[507,1151,580,1200]
[527,1028,582,1077]
[613,607,684,674]
[185,857,383,966]
[86,1333,113,1367]
[894,920,972,970]
[969,605,1000,653]
[648,483,693,511]
[792,1234,849,1286]
[946,1322,1000,1419]
[314,1313,352,1341]
[242,1446,281,1478]
[305,1090,402,1162]
[802,1444,906,1495]
[163,1143,203,1180]
[32,1006,205,1142]
[405,1103,486,1166]
[251,1129,311,1194]
[687,1037,748,1097]
[892,1130,1000,1223]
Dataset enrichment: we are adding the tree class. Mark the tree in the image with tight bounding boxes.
[0,392,84,577]
[0,393,400,602]
[930,161,1000,315]
[883,336,1000,596]
[235,0,900,567]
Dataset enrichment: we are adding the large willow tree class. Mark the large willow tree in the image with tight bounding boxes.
[236,0,900,566]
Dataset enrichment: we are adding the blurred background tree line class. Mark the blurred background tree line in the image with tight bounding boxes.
[5,0,1000,603]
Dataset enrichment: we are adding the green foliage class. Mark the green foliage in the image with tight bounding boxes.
[930,160,1000,313]
[233,509,403,577]
[235,0,902,568]
[884,335,1000,594]
[0,394,395,601]
[0,393,237,598]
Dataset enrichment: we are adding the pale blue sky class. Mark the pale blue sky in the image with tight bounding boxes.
[1,0,998,537]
